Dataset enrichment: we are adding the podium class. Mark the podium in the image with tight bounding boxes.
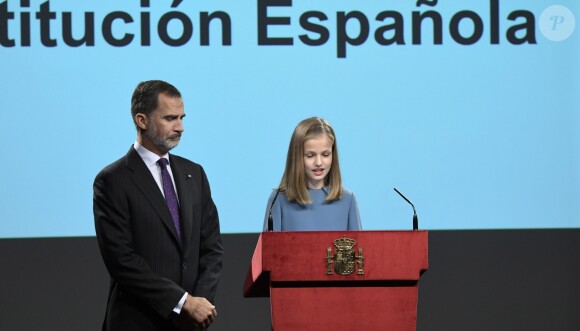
[243,231,428,331]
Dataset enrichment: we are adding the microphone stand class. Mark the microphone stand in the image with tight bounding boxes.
[394,188,418,231]
[267,188,281,231]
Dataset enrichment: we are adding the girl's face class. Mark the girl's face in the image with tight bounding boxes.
[303,134,333,189]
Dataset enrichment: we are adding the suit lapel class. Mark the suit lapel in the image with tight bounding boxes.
[125,147,182,248]
[170,155,193,250]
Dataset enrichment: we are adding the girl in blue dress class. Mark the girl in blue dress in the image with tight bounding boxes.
[264,117,362,231]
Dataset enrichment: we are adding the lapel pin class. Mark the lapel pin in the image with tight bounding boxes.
[187,175,192,179]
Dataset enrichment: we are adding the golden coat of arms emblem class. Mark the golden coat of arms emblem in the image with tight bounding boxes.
[325,237,364,276]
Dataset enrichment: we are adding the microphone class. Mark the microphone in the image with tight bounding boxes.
[267,188,281,232]
[393,188,418,231]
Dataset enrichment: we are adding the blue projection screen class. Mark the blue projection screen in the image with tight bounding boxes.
[0,0,578,238]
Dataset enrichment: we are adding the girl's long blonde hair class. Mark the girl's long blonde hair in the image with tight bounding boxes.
[278,117,343,205]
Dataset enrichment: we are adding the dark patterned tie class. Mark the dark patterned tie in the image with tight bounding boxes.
[157,158,181,240]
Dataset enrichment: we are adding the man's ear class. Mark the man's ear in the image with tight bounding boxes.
[135,113,148,130]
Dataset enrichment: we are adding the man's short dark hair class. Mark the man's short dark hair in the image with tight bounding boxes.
[131,80,182,121]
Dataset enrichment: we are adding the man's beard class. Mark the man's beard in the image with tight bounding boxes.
[144,123,181,154]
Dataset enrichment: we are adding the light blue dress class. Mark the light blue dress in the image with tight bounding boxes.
[263,187,362,231]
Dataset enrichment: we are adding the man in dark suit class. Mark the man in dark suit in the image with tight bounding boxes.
[93,80,223,331]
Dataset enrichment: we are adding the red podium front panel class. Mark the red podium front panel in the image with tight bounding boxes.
[244,231,428,331]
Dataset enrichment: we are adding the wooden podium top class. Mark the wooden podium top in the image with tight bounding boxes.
[244,230,428,297]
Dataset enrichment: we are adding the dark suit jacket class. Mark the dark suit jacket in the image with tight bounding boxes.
[93,147,223,331]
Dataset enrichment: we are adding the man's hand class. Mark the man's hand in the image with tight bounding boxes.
[173,294,217,330]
